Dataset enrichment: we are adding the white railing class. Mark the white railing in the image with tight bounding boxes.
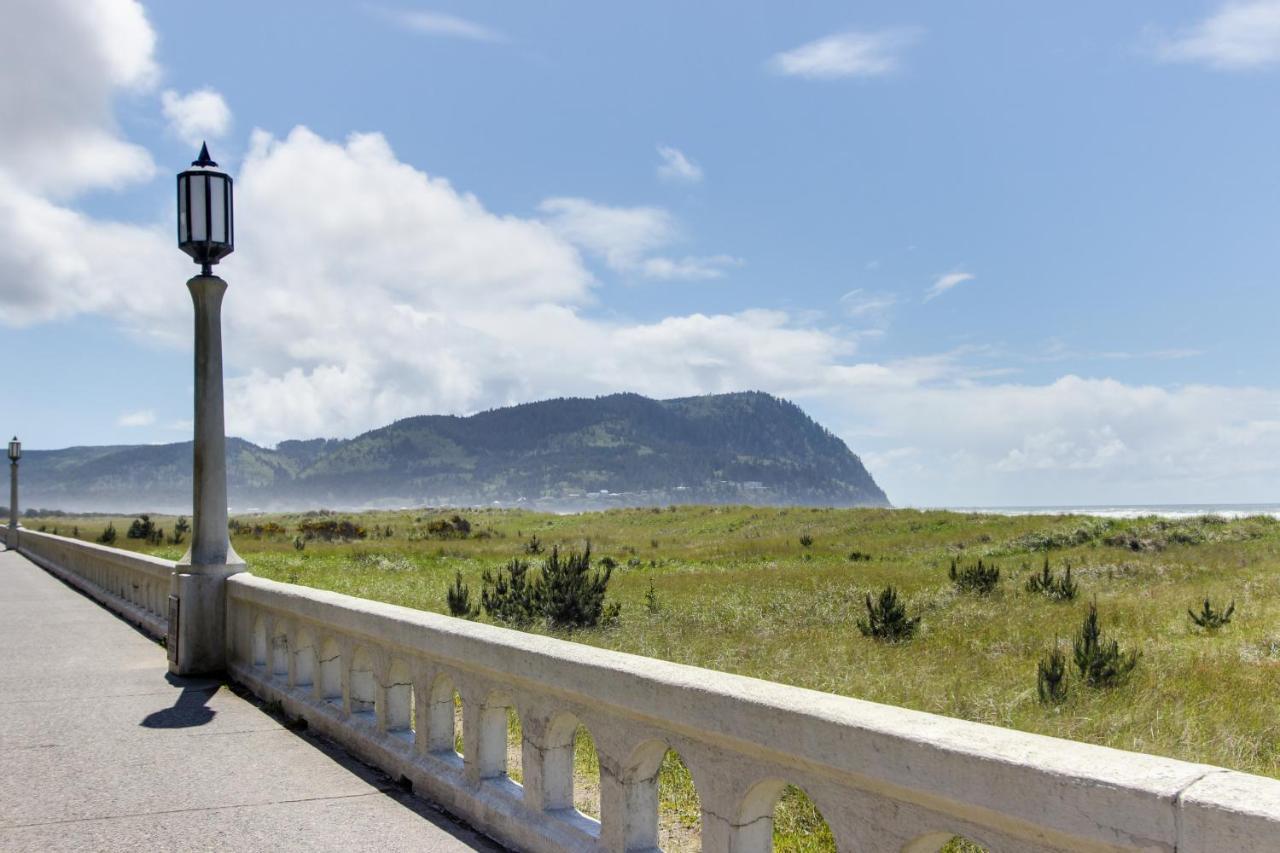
[226,573,1280,853]
[13,527,171,639]
[12,528,1280,851]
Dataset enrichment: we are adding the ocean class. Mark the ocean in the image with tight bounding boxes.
[933,503,1280,520]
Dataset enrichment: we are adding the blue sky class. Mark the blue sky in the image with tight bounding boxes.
[3,1,1280,506]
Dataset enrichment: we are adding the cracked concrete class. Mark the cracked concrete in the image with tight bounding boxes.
[0,548,500,852]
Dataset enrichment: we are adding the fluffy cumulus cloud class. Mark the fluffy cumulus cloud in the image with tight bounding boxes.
[161,88,233,146]
[0,0,157,195]
[1155,0,1280,70]
[770,29,920,79]
[839,376,1280,505]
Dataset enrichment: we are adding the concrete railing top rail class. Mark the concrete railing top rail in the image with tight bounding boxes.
[12,526,1280,852]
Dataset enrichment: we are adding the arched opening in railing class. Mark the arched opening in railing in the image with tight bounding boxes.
[293,628,316,689]
[506,705,524,784]
[657,748,701,852]
[319,638,342,704]
[617,740,702,852]
[736,779,836,852]
[251,615,267,668]
[270,622,289,681]
[349,646,377,721]
[539,712,601,822]
[385,658,414,743]
[904,832,991,853]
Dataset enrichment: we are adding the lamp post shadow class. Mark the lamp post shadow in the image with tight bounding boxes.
[140,673,219,729]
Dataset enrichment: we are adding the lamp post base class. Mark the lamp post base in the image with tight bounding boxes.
[168,561,245,676]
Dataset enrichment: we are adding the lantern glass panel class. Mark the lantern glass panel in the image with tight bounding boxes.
[190,175,207,242]
[210,175,227,243]
[178,175,188,241]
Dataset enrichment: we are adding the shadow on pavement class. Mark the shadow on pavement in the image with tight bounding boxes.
[139,673,220,728]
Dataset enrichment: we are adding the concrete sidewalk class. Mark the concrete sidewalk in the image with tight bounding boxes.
[0,548,500,852]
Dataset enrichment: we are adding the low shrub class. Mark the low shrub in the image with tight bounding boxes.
[297,518,367,541]
[950,558,1000,595]
[447,571,478,619]
[127,515,156,541]
[426,515,471,538]
[799,534,814,548]
[1188,597,1235,630]
[481,558,540,626]
[98,522,117,544]
[1037,642,1068,705]
[480,546,620,630]
[1073,599,1139,688]
[1025,557,1078,601]
[858,585,919,642]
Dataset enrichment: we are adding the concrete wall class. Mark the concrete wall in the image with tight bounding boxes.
[226,573,1280,853]
[12,527,171,639]
[13,528,1280,852]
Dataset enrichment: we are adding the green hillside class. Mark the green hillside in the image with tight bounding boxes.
[17,392,888,512]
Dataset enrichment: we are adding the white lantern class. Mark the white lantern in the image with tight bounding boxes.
[7,436,19,462]
[177,143,234,274]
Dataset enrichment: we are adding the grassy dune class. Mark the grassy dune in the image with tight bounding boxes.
[27,506,1280,849]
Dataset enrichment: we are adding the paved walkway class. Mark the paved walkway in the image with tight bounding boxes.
[0,548,500,852]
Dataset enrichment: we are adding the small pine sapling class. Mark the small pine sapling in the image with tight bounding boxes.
[1037,641,1068,705]
[1188,597,1235,630]
[644,578,662,615]
[950,558,1000,595]
[447,571,478,619]
[98,522,117,544]
[1072,598,1139,688]
[799,534,814,548]
[481,558,540,626]
[539,544,619,629]
[858,585,919,642]
[1026,557,1078,601]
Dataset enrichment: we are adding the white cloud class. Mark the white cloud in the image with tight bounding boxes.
[924,271,974,301]
[1155,0,1280,70]
[829,374,1280,505]
[770,29,919,79]
[380,9,505,42]
[640,255,741,280]
[538,196,739,281]
[118,410,156,427]
[161,88,232,147]
[656,145,703,183]
[0,0,157,196]
[840,289,897,322]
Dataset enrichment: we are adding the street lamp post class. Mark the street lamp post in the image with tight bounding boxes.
[6,437,19,549]
[170,143,244,675]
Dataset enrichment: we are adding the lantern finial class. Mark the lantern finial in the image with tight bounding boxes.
[192,142,217,168]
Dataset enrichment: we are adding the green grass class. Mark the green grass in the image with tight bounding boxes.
[29,505,1280,850]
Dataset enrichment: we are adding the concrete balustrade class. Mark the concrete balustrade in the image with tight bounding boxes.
[10,528,1280,851]
[225,573,1280,853]
[9,527,172,639]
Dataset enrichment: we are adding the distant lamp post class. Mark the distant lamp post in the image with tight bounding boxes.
[171,142,244,676]
[6,436,18,549]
